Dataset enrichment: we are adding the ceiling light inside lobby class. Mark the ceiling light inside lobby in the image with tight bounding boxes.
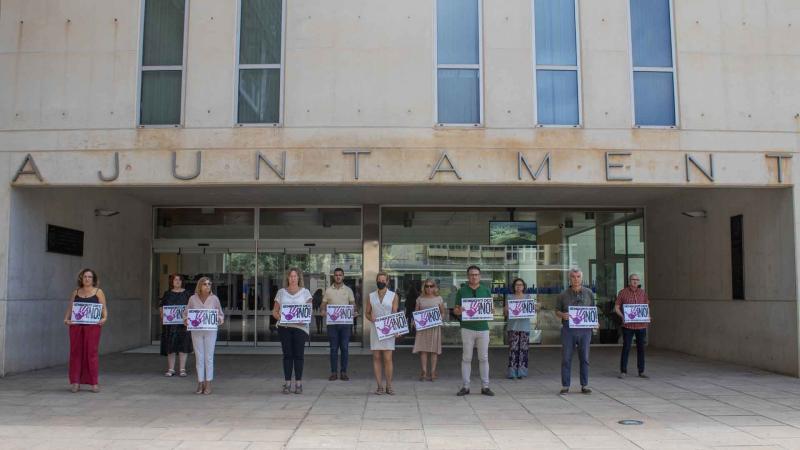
[681,210,707,218]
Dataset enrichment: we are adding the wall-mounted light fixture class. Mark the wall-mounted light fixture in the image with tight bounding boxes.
[681,210,707,218]
[94,209,120,217]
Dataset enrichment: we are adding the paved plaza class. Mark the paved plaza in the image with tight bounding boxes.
[2,347,800,449]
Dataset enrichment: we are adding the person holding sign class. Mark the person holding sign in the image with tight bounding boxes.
[272,268,313,395]
[323,268,357,381]
[504,278,533,380]
[412,279,446,381]
[614,273,650,379]
[366,271,399,395]
[159,274,192,378]
[453,265,495,396]
[555,268,596,395]
[184,277,224,395]
[63,268,107,393]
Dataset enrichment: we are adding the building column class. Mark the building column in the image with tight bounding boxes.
[361,205,380,348]
[0,153,12,376]
[793,184,800,377]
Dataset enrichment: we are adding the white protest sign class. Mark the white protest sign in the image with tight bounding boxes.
[326,304,354,325]
[71,302,103,324]
[162,305,186,325]
[460,297,494,321]
[280,304,312,324]
[568,306,599,329]
[187,309,219,331]
[507,298,536,319]
[413,307,443,331]
[375,311,408,340]
[623,304,650,324]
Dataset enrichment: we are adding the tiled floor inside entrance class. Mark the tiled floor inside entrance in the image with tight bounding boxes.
[2,347,800,449]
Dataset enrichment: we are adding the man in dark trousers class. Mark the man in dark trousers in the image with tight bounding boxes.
[615,273,650,379]
[555,267,595,395]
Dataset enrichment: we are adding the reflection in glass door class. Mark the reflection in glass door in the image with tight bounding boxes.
[257,249,363,346]
[222,253,258,344]
[152,249,259,345]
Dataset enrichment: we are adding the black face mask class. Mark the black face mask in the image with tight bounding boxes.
[376,281,387,290]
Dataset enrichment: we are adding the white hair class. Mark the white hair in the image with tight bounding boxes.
[568,267,583,277]
[629,273,640,281]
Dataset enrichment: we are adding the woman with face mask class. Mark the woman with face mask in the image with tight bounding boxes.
[365,272,398,395]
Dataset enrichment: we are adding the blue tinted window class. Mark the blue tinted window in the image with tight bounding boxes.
[536,70,579,125]
[630,0,673,67]
[438,69,480,124]
[535,0,577,66]
[437,0,479,64]
[634,71,675,126]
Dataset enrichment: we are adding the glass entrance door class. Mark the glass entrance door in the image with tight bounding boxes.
[257,247,363,346]
[152,207,364,347]
[152,249,259,345]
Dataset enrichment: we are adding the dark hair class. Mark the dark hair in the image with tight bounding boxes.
[333,267,344,275]
[168,273,182,288]
[510,277,527,292]
[466,265,481,274]
[76,268,98,288]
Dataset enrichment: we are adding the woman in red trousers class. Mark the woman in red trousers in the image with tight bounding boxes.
[63,268,108,393]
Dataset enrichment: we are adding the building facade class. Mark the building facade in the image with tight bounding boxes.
[1,0,798,376]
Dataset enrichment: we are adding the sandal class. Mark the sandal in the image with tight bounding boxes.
[164,369,176,377]
[294,384,303,395]
[419,371,427,382]
[90,385,100,393]
[430,371,438,381]
[195,383,204,395]
[375,385,384,395]
[282,383,291,395]
[70,384,79,393]
[203,382,212,395]
[178,369,187,377]
[386,386,395,395]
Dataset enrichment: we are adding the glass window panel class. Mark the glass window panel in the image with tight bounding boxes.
[437,69,480,124]
[633,71,675,126]
[238,69,280,124]
[534,0,577,66]
[259,208,361,240]
[239,0,282,65]
[536,70,579,125]
[630,0,673,68]
[614,223,627,256]
[436,0,479,64]
[143,0,185,66]
[382,208,646,346]
[156,208,255,239]
[140,70,182,125]
[626,218,645,254]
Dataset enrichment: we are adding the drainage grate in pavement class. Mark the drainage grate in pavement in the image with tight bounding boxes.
[618,420,644,425]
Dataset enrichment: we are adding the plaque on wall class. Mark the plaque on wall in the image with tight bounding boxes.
[46,224,84,256]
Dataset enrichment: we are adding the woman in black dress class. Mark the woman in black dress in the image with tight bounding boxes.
[160,274,192,377]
